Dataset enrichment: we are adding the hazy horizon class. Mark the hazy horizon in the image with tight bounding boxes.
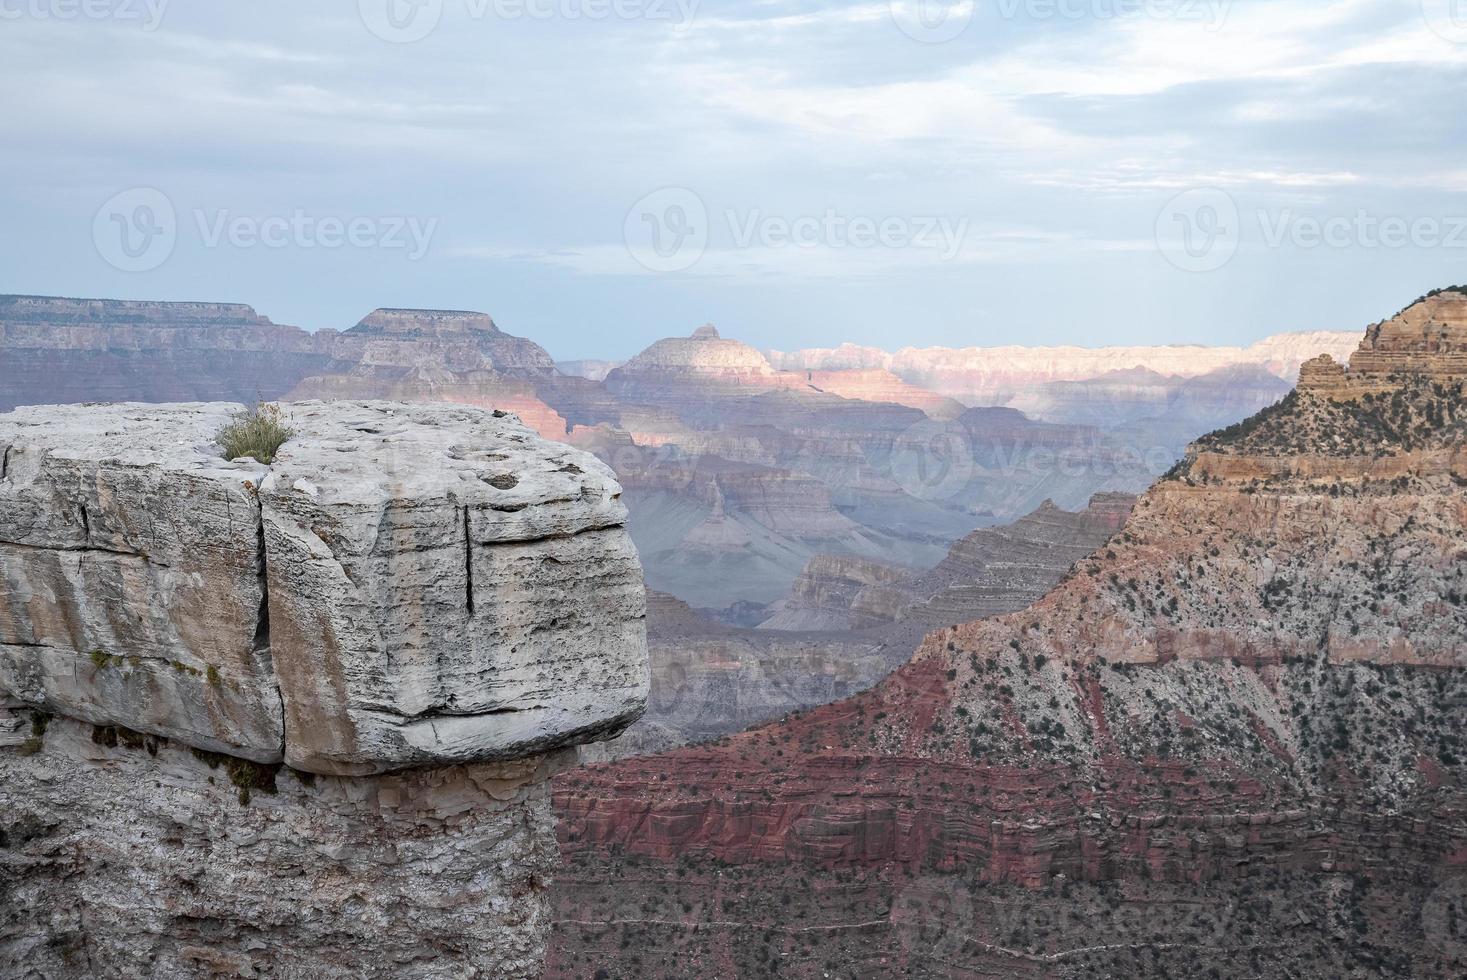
[2,286,1372,363]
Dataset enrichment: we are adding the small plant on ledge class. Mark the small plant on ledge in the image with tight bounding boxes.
[217,402,295,465]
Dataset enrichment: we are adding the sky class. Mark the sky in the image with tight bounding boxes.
[2,0,1466,360]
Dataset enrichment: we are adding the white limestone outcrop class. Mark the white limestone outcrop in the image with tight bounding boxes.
[0,400,649,775]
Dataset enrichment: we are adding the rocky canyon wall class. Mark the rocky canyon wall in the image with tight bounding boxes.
[550,292,1467,978]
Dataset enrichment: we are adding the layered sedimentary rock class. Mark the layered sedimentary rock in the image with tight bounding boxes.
[572,372,1160,611]
[1305,287,1467,395]
[1007,364,1294,448]
[556,359,623,382]
[1,400,650,978]
[260,402,647,774]
[576,590,894,762]
[550,293,1467,978]
[571,428,917,609]
[0,295,336,411]
[906,491,1135,625]
[758,555,919,632]
[330,308,557,375]
[0,404,281,761]
[290,308,570,439]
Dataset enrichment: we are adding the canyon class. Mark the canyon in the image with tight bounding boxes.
[0,295,1354,619]
[549,289,1467,978]
[1,288,1460,978]
[0,401,650,978]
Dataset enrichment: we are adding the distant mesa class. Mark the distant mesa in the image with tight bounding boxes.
[0,294,336,412]
[288,306,567,438]
[331,307,558,376]
[605,323,778,391]
[349,307,507,338]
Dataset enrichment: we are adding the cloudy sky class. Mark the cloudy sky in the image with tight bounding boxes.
[2,0,1466,359]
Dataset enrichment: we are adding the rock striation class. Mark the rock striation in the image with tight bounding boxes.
[1,400,650,978]
[1302,287,1467,396]
[620,324,771,376]
[805,369,967,419]
[2,297,1288,624]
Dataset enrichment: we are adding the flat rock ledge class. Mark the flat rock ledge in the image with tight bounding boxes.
[0,400,650,775]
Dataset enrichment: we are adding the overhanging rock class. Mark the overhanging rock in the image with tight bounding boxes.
[0,400,649,774]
